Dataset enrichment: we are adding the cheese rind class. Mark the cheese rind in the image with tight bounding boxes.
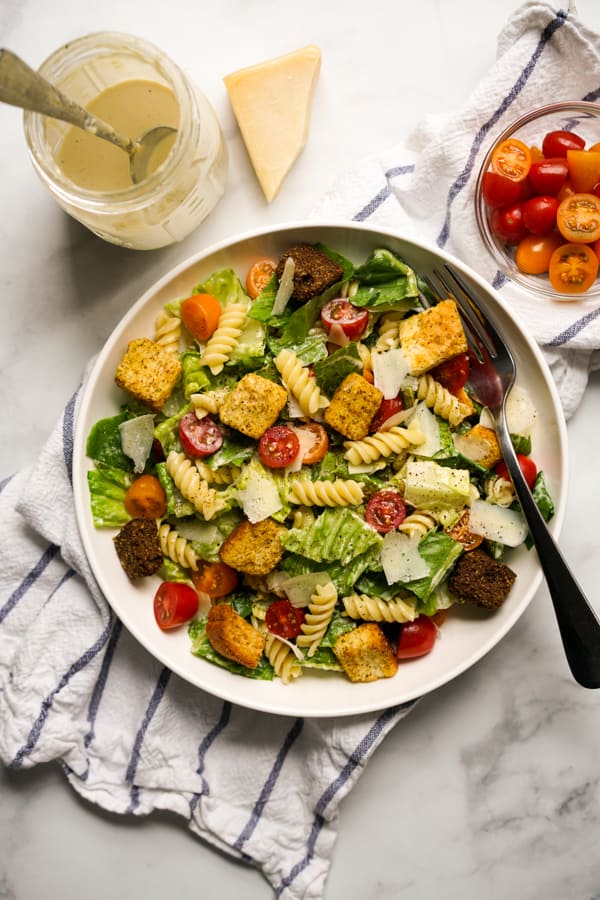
[224,45,321,202]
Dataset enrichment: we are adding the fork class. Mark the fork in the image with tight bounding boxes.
[423,263,600,688]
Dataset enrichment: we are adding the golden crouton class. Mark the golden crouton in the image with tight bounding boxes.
[399,299,468,376]
[454,424,502,470]
[218,372,288,439]
[206,603,266,669]
[324,373,383,441]
[333,623,398,683]
[114,338,181,412]
[219,517,286,575]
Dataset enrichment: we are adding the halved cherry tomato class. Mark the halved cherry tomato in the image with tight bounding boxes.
[490,203,527,245]
[179,412,223,458]
[528,157,568,195]
[258,425,300,469]
[494,454,537,490]
[320,298,369,340]
[396,615,437,659]
[296,422,329,464]
[446,511,484,551]
[481,171,522,208]
[365,490,406,533]
[522,195,558,235]
[548,242,599,294]
[369,396,404,432]
[265,598,305,639]
[181,293,221,342]
[556,178,576,203]
[593,238,600,263]
[491,138,531,182]
[154,582,199,630]
[542,129,586,158]
[192,561,239,599]
[515,232,563,275]
[566,150,600,194]
[429,352,470,395]
[557,193,600,243]
[124,474,167,519]
[246,259,276,299]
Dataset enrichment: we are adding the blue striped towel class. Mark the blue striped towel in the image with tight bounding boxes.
[312,0,600,419]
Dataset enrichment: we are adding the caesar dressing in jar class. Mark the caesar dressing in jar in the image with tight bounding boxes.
[23,32,228,250]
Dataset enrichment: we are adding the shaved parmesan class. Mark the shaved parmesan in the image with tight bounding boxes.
[119,414,155,474]
[372,348,409,399]
[469,498,528,547]
[506,385,537,437]
[237,471,282,523]
[286,426,318,473]
[407,403,441,457]
[381,531,429,585]
[327,321,350,347]
[272,256,295,315]
[278,572,331,607]
[174,520,218,544]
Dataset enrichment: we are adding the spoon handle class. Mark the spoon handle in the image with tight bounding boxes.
[0,48,135,153]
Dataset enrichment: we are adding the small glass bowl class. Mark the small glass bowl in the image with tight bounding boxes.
[475,101,600,301]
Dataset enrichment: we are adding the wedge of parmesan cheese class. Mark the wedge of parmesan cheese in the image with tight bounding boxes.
[224,45,322,202]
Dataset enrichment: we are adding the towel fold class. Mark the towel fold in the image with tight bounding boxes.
[2,4,600,899]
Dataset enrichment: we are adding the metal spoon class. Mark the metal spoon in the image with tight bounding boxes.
[0,48,177,185]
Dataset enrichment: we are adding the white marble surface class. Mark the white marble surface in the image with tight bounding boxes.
[1,1,600,898]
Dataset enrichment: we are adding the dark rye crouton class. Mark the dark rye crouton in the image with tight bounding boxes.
[206,603,266,669]
[333,623,398,683]
[324,372,383,440]
[448,547,517,610]
[219,518,286,576]
[275,244,344,302]
[114,518,163,579]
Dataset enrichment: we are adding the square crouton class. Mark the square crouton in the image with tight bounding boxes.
[333,623,398,683]
[220,517,286,575]
[114,337,181,412]
[399,299,468,376]
[448,548,517,610]
[218,372,288,439]
[206,603,266,669]
[324,373,383,441]
[454,424,502,470]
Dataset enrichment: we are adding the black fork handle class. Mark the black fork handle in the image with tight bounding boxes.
[495,422,600,688]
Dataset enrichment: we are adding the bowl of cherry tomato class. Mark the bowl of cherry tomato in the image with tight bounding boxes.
[475,101,600,299]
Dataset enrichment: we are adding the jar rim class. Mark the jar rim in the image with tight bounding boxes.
[23,31,196,211]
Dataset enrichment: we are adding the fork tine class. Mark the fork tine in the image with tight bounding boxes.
[432,266,498,361]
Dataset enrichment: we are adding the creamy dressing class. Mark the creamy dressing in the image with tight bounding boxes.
[58,79,179,191]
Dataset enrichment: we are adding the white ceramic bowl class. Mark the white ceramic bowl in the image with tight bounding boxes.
[72,221,568,717]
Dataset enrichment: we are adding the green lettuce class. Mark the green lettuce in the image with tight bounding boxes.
[87,466,131,528]
[313,342,363,397]
[282,507,382,566]
[392,531,463,614]
[86,412,133,471]
[350,247,420,311]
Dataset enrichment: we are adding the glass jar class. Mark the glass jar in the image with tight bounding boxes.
[23,32,228,250]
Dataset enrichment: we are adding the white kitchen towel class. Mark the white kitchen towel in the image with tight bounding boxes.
[312,0,600,419]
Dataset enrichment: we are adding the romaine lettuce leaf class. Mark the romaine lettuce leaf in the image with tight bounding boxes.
[313,342,363,397]
[87,466,131,528]
[282,507,382,566]
[86,412,133,471]
[391,530,463,613]
[350,247,420,310]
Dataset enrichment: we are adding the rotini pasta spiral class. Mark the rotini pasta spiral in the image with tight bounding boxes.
[297,581,338,657]
[398,510,437,539]
[154,309,181,355]
[195,460,241,484]
[342,593,417,623]
[375,311,404,351]
[166,450,227,520]
[291,505,316,529]
[416,374,472,426]
[343,421,424,466]
[200,303,247,375]
[274,348,329,416]
[158,522,198,571]
[190,387,229,419]
[264,632,303,683]
[484,474,515,507]
[289,478,364,507]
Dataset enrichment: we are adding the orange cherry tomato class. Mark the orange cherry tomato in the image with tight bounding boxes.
[528,144,544,164]
[566,150,600,194]
[548,242,599,294]
[192,561,239,599]
[246,259,276,299]
[593,238,600,264]
[515,232,564,275]
[589,141,600,153]
[556,193,600,243]
[124,475,167,519]
[362,367,375,384]
[491,138,531,182]
[181,293,222,341]
[555,179,576,204]
[296,422,329,464]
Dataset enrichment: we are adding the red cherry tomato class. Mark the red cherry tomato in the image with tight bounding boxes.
[154,582,199,630]
[490,203,527,244]
[522,195,559,235]
[258,425,300,469]
[430,352,470,395]
[481,171,522,208]
[528,157,569,196]
[179,413,223,458]
[192,561,239,599]
[320,298,369,340]
[542,129,586,158]
[369,397,404,432]
[265,599,306,639]
[296,422,329,464]
[396,615,437,659]
[365,490,407,533]
[494,454,537,490]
